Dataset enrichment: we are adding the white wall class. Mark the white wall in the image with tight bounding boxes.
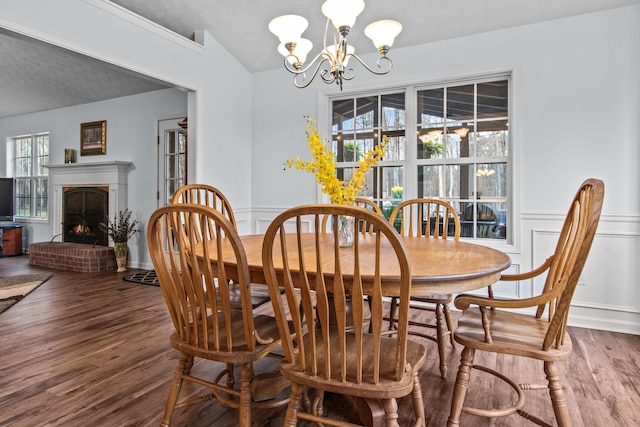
[251,5,640,334]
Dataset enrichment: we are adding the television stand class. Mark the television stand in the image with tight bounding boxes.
[0,223,23,257]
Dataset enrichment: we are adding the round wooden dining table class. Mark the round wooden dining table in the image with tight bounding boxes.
[201,233,511,297]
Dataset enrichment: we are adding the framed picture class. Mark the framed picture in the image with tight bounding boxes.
[80,120,106,156]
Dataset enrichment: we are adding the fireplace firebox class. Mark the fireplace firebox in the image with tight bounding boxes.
[63,187,108,246]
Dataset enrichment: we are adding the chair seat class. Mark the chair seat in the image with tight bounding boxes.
[170,312,282,363]
[226,283,275,309]
[454,307,572,362]
[280,332,426,400]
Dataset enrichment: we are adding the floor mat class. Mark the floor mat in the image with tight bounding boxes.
[122,270,159,286]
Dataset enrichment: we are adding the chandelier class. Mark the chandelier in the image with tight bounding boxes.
[268,0,402,90]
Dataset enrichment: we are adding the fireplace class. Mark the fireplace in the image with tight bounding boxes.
[30,162,132,272]
[63,187,109,246]
[45,161,132,245]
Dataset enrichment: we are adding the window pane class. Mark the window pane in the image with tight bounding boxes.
[476,163,507,198]
[473,120,509,157]
[15,178,31,217]
[381,166,403,199]
[460,201,505,239]
[384,135,405,161]
[381,93,405,131]
[477,80,508,119]
[356,96,377,130]
[417,131,444,160]
[36,135,49,176]
[417,88,444,123]
[34,178,48,218]
[333,99,354,132]
[15,138,32,177]
[418,165,444,197]
[447,84,474,122]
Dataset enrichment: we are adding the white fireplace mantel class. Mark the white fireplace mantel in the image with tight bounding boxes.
[47,161,133,240]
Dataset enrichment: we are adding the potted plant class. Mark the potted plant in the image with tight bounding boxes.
[422,139,443,158]
[99,209,138,272]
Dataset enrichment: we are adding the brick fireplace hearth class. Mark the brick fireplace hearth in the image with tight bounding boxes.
[29,242,116,272]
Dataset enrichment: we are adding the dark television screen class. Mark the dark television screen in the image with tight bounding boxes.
[0,178,15,221]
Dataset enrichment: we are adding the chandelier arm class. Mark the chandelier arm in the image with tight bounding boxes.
[292,57,334,88]
[284,51,329,75]
[348,53,394,76]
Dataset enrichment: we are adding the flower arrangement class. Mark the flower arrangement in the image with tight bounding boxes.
[285,117,386,205]
[99,209,138,243]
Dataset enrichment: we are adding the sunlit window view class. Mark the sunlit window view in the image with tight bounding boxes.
[330,77,510,241]
[13,133,49,219]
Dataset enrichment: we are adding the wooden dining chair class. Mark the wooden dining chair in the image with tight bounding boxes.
[147,204,289,427]
[171,183,237,225]
[447,178,604,427]
[387,198,460,378]
[262,204,426,427]
[171,183,272,309]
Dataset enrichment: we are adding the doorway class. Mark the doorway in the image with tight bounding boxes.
[157,117,187,207]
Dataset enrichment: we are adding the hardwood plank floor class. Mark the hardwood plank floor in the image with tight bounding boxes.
[1,255,638,426]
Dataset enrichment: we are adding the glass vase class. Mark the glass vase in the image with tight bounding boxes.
[338,215,355,248]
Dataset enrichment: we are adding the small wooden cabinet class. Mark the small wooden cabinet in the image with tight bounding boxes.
[0,224,23,257]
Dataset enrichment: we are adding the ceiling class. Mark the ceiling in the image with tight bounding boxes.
[1,0,638,119]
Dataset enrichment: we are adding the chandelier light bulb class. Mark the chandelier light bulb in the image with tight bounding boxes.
[321,0,365,31]
[268,15,308,44]
[365,20,403,53]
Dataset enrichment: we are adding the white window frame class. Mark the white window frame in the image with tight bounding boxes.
[9,132,50,222]
[318,68,520,253]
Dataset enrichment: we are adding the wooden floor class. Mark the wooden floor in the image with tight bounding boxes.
[0,255,639,426]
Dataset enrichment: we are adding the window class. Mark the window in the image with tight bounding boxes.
[13,133,49,219]
[328,75,510,241]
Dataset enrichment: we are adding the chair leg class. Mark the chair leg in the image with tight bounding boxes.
[161,352,189,427]
[435,304,448,378]
[284,383,304,427]
[184,354,194,374]
[545,361,572,427]
[226,362,236,388]
[382,398,400,427]
[443,303,456,347]
[447,347,475,427]
[311,389,325,417]
[238,363,252,426]
[411,372,426,426]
